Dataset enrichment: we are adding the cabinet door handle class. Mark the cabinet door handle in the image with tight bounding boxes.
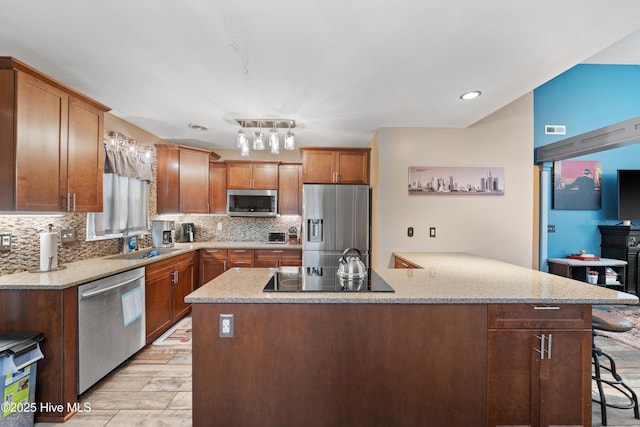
[535,334,546,360]
[66,193,71,212]
[235,250,246,253]
[223,261,227,271]
[72,193,76,211]
[172,270,178,284]
[535,334,553,360]
[533,306,560,310]
[273,250,283,253]
[401,262,409,268]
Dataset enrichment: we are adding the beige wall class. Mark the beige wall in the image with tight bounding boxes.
[370,93,534,268]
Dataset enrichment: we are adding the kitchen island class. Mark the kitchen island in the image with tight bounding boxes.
[186,252,638,427]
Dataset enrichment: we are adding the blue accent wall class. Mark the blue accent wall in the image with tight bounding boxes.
[534,64,640,259]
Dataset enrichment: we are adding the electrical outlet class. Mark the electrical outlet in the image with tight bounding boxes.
[548,225,556,233]
[60,228,76,243]
[220,314,234,337]
[429,227,436,238]
[217,222,223,231]
[0,234,11,251]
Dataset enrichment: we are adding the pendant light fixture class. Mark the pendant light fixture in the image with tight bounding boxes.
[253,122,265,150]
[284,121,295,150]
[237,127,247,148]
[269,125,280,154]
[234,119,296,157]
[240,142,250,157]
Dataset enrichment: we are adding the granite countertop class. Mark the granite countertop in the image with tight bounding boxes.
[185,252,639,305]
[0,241,302,290]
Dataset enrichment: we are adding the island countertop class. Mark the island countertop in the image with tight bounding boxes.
[185,252,639,305]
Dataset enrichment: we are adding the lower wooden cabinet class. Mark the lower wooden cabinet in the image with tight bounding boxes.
[0,287,78,423]
[254,249,302,267]
[199,249,228,287]
[487,304,592,427]
[228,249,254,268]
[145,252,196,343]
[394,256,420,269]
[200,248,302,283]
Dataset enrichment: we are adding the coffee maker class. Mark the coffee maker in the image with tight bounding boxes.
[176,223,195,243]
[152,220,175,248]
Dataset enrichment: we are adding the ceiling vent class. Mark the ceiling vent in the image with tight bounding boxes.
[544,125,566,135]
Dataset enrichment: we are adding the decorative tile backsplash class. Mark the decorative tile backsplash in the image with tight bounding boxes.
[0,212,301,276]
[0,213,120,275]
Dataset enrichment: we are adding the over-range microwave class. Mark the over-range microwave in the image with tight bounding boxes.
[227,189,278,217]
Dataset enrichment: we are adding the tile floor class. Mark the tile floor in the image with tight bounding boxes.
[34,314,640,427]
[35,344,193,427]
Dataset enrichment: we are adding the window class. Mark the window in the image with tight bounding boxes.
[87,133,153,241]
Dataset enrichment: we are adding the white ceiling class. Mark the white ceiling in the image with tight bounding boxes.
[2,0,640,152]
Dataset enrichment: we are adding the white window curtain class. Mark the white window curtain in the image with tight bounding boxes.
[87,133,152,240]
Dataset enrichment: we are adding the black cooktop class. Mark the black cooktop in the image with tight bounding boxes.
[263,267,395,293]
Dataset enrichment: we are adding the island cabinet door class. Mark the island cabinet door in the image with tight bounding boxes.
[487,304,592,427]
[487,330,591,426]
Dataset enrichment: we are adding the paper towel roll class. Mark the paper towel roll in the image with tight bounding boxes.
[40,232,58,271]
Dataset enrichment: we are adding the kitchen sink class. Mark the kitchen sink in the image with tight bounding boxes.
[107,248,181,260]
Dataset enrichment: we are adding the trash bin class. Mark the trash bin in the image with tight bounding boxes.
[0,333,44,427]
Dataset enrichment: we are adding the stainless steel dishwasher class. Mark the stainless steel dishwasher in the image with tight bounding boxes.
[77,267,145,394]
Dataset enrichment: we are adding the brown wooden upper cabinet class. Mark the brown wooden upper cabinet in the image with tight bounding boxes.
[227,161,278,189]
[156,144,213,214]
[209,161,227,214]
[301,147,370,184]
[0,57,109,212]
[278,163,302,215]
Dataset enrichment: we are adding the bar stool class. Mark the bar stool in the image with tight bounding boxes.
[592,307,640,426]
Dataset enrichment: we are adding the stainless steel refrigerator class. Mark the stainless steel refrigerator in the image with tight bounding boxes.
[302,184,370,267]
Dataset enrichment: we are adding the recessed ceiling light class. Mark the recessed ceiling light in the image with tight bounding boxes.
[460,91,482,100]
[188,123,208,131]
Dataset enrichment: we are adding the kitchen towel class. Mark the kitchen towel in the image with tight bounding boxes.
[39,231,58,271]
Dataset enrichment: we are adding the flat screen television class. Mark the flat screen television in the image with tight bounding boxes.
[617,169,640,224]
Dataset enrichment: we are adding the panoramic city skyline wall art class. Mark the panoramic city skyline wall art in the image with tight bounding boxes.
[408,166,505,195]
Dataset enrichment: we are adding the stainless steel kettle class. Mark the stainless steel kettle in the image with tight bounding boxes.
[337,248,367,280]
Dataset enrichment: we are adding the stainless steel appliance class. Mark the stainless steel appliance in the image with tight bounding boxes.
[302,184,370,267]
[152,220,175,248]
[176,222,195,243]
[227,189,278,217]
[77,267,145,394]
[268,232,286,243]
[263,266,393,292]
